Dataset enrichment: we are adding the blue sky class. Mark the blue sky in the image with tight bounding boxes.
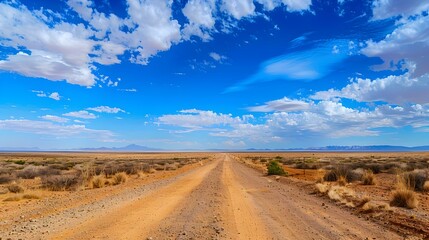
[0,0,428,150]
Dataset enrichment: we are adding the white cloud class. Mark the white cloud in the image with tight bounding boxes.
[32,90,63,100]
[372,0,429,20]
[256,0,311,11]
[40,115,69,123]
[182,0,216,41]
[118,88,137,92]
[221,0,255,19]
[312,73,429,105]
[248,97,310,112]
[160,101,429,143]
[0,119,115,141]
[209,52,227,62]
[158,109,247,131]
[32,90,47,98]
[362,13,429,77]
[87,106,125,114]
[63,110,97,119]
[49,92,61,101]
[0,4,96,86]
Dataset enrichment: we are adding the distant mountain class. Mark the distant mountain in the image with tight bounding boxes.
[246,145,429,152]
[79,144,160,152]
[0,147,41,152]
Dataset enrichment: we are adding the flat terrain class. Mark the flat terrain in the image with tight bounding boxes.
[0,152,413,239]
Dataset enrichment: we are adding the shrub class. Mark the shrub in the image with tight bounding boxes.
[362,170,376,185]
[7,183,24,193]
[401,170,428,191]
[390,189,418,209]
[112,172,127,185]
[323,165,359,182]
[90,175,105,188]
[41,173,82,191]
[0,174,15,184]
[267,161,287,176]
[16,165,60,179]
[366,164,382,174]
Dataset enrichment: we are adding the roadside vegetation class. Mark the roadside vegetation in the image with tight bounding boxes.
[0,153,211,201]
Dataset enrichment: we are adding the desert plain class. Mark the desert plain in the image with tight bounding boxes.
[0,152,429,239]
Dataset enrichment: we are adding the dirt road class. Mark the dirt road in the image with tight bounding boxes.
[2,154,403,239]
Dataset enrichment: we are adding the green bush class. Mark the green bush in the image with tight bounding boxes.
[267,160,287,176]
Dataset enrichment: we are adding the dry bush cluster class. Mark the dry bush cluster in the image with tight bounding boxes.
[0,154,208,197]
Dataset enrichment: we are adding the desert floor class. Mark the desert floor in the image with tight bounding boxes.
[1,152,427,239]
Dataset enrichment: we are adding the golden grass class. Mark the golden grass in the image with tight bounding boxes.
[424,181,429,192]
[362,170,376,185]
[112,172,128,185]
[390,188,418,209]
[7,183,25,193]
[90,175,106,188]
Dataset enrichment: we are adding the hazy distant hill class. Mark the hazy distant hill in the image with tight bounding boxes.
[79,144,160,152]
[247,145,429,152]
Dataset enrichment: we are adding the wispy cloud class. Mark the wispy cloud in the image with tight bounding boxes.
[87,106,125,114]
[225,39,351,92]
[63,110,97,119]
[0,119,115,141]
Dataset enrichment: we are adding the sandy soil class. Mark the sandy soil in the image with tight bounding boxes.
[1,153,406,239]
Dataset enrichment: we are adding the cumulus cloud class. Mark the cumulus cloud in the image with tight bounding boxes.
[221,0,256,19]
[160,101,429,143]
[362,13,429,77]
[40,115,69,123]
[248,97,310,112]
[63,110,97,119]
[49,92,61,101]
[0,119,115,141]
[312,73,429,105]
[87,106,125,114]
[0,3,96,86]
[182,0,216,41]
[32,90,62,100]
[372,0,429,20]
[158,109,249,132]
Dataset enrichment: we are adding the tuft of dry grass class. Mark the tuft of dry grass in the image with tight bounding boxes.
[338,176,347,186]
[7,183,24,193]
[390,188,418,209]
[424,181,429,192]
[112,172,127,185]
[315,183,329,194]
[4,196,22,201]
[23,193,41,199]
[362,170,376,185]
[90,175,105,188]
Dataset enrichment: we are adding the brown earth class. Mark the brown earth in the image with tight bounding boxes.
[0,153,411,239]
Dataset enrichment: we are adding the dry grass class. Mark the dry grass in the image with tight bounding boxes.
[23,193,41,199]
[362,170,376,185]
[4,196,22,201]
[390,188,418,209]
[112,172,128,185]
[338,176,347,186]
[90,175,106,188]
[315,183,329,194]
[7,183,24,193]
[41,173,82,191]
[424,181,429,192]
